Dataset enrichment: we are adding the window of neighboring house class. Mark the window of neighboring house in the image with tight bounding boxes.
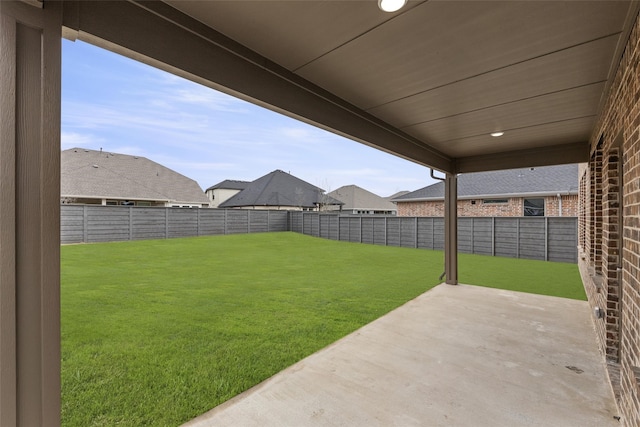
[483,199,508,204]
[106,200,118,206]
[524,198,545,216]
[137,201,151,207]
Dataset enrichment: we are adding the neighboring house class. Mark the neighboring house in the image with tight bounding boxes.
[205,179,250,208]
[327,185,397,215]
[219,169,343,211]
[392,164,580,217]
[61,148,210,207]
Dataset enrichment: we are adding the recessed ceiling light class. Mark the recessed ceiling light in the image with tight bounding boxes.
[491,132,504,137]
[378,0,407,13]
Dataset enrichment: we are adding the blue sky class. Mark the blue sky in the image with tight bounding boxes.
[62,40,436,197]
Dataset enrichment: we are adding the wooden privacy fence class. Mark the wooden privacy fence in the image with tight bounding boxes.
[61,205,289,244]
[61,206,577,263]
[289,212,578,263]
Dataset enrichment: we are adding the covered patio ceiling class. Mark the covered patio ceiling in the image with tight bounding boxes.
[62,0,640,175]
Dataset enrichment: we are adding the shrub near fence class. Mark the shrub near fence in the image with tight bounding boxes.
[290,212,578,263]
[60,205,289,244]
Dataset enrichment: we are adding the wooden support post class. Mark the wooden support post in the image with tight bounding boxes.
[0,1,62,425]
[444,173,458,285]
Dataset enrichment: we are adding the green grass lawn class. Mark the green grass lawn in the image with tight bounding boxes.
[61,232,585,426]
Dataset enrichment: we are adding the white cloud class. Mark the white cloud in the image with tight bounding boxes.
[61,131,103,149]
[108,146,147,157]
[161,160,237,172]
[279,127,314,140]
[170,88,247,112]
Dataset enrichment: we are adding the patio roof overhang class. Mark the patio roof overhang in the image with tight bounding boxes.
[60,0,639,174]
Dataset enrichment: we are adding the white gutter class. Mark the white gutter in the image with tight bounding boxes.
[397,190,578,203]
[63,194,171,203]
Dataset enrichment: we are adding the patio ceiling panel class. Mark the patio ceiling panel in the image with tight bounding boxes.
[293,1,629,109]
[443,117,595,159]
[367,35,619,128]
[406,82,605,147]
[161,0,425,72]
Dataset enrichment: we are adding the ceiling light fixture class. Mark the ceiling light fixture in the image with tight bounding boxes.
[491,131,504,137]
[378,0,407,13]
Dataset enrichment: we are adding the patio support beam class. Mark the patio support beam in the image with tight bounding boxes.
[444,173,458,285]
[60,0,453,173]
[0,1,62,425]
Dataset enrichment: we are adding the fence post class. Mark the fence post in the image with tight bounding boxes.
[360,216,363,243]
[545,216,549,261]
[129,206,133,241]
[492,217,495,256]
[471,217,475,254]
[83,205,88,243]
[247,210,250,234]
[224,209,228,234]
[516,218,520,259]
[197,208,200,236]
[165,208,169,239]
[431,217,435,249]
[415,217,418,248]
[385,216,388,246]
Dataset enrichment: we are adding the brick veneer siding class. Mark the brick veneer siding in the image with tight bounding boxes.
[578,10,640,426]
[396,195,578,217]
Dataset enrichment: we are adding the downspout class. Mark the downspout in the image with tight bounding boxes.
[432,169,458,285]
[430,169,444,182]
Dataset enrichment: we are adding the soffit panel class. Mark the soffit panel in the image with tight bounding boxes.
[439,117,595,158]
[166,0,424,71]
[405,82,605,143]
[368,35,618,127]
[296,1,630,109]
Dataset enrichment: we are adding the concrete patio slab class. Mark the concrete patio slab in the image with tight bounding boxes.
[183,284,618,427]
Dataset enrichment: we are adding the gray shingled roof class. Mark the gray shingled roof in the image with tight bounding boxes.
[219,170,343,208]
[61,148,209,204]
[205,179,250,192]
[385,190,410,200]
[392,164,580,202]
[328,185,397,211]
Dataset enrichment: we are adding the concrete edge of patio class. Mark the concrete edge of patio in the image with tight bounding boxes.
[183,284,619,426]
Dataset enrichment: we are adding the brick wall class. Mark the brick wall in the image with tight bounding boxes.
[578,10,640,426]
[396,195,578,217]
